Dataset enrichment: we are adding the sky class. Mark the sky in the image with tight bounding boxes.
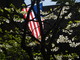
[24,0,56,6]
[76,0,80,2]
[24,0,80,6]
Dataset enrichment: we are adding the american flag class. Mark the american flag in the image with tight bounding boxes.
[22,3,43,40]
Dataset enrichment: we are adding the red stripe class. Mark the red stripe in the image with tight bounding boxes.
[30,12,38,38]
[29,11,36,37]
[35,22,40,38]
[27,8,34,36]
[37,22,41,37]
[22,8,42,39]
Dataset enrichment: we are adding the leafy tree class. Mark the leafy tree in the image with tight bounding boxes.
[52,0,76,4]
[0,0,80,60]
[0,0,25,8]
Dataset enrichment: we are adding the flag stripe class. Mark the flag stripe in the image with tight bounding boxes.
[35,22,40,37]
[25,7,40,38]
[30,11,38,38]
[22,3,44,40]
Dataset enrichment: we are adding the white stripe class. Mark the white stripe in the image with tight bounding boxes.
[26,7,30,11]
[30,21,37,38]
[22,7,43,39]
[28,22,32,31]
[23,8,26,11]
[31,11,35,18]
[30,14,32,20]
[35,22,40,37]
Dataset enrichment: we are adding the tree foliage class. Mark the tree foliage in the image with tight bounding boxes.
[0,0,80,60]
[52,0,76,4]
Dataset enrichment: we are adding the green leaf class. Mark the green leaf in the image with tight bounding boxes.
[0,28,2,32]
[0,8,4,12]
